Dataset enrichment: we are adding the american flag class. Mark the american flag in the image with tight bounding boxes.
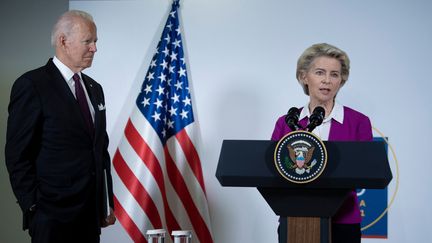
[112,1,213,242]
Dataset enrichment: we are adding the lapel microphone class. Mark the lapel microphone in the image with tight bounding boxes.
[307,106,325,132]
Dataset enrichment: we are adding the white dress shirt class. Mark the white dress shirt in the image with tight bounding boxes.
[299,101,344,141]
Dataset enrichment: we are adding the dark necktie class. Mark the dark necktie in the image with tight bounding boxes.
[72,73,94,136]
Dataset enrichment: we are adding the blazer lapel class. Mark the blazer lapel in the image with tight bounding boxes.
[46,60,75,104]
[82,75,100,141]
[46,60,89,128]
[46,59,95,139]
[328,118,348,141]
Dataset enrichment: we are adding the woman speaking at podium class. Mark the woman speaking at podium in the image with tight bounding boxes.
[271,43,373,243]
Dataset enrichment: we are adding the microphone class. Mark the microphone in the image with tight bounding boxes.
[285,107,301,131]
[307,106,325,132]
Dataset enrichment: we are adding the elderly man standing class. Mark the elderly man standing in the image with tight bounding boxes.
[5,10,115,243]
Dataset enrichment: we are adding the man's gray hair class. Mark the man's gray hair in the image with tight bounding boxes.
[51,10,94,47]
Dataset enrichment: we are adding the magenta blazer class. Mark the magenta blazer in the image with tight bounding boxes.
[271,106,372,224]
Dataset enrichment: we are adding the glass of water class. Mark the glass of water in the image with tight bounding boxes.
[171,230,192,243]
[146,229,166,243]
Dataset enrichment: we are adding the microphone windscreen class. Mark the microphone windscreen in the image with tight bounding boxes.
[287,107,300,117]
[285,107,300,131]
[313,106,325,119]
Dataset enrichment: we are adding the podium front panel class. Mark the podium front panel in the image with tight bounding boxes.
[216,140,392,189]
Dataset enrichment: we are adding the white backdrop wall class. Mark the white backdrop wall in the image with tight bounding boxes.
[71,0,432,242]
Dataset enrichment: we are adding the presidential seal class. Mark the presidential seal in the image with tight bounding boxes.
[274,131,327,184]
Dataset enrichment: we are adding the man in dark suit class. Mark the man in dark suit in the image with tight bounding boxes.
[5,10,115,243]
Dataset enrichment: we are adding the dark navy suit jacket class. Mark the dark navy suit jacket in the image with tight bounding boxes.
[5,59,114,230]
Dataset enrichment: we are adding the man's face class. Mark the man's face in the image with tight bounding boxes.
[62,18,97,72]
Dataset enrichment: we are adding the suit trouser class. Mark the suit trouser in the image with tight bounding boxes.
[29,181,100,243]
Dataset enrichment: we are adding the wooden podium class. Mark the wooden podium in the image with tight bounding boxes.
[216,140,392,243]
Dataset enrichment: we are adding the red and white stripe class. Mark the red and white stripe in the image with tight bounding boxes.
[113,108,213,243]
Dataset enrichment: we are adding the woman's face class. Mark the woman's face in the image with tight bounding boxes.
[301,56,343,105]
